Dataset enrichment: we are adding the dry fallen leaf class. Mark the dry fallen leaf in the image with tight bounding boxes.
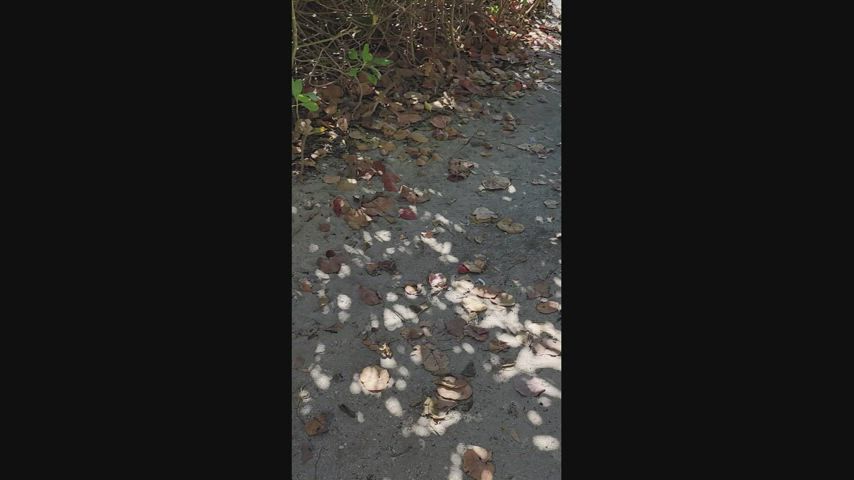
[361,195,396,214]
[471,207,499,223]
[399,208,417,220]
[409,131,429,143]
[544,200,559,208]
[472,285,501,299]
[496,218,524,234]
[304,415,328,436]
[430,115,451,129]
[359,365,391,392]
[317,256,342,274]
[400,326,423,340]
[488,339,509,353]
[530,178,549,185]
[342,208,371,229]
[513,375,548,397]
[462,448,495,480]
[323,175,341,184]
[448,159,475,181]
[322,321,344,333]
[445,317,466,338]
[300,442,314,463]
[481,175,511,190]
[536,300,560,314]
[437,382,473,401]
[464,325,489,342]
[491,292,515,307]
[358,285,382,305]
[428,272,448,289]
[527,280,552,299]
[462,296,488,313]
[400,185,430,204]
[417,344,449,374]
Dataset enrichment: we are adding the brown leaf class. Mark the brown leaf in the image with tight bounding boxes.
[323,175,341,184]
[491,292,515,307]
[428,272,447,289]
[358,285,382,305]
[459,78,483,94]
[361,195,396,213]
[473,286,501,299]
[396,112,422,125]
[437,382,473,401]
[462,255,487,273]
[409,131,429,143]
[400,326,423,340]
[336,178,358,191]
[496,218,524,234]
[462,296,488,313]
[471,207,499,223]
[527,280,552,299]
[513,375,548,397]
[462,448,495,480]
[304,415,328,436]
[299,279,313,292]
[445,317,466,338]
[300,442,314,463]
[481,175,511,190]
[416,344,449,374]
[393,129,411,140]
[430,115,451,129]
[318,223,331,232]
[536,300,560,314]
[317,256,342,274]
[400,185,430,204]
[399,208,417,220]
[488,339,509,353]
[342,208,372,229]
[464,325,489,342]
[359,365,391,392]
[322,321,344,333]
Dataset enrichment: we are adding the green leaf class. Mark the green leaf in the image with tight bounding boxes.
[346,67,359,77]
[303,101,319,112]
[365,72,378,85]
[348,49,358,60]
[361,44,373,63]
[372,57,392,66]
[305,92,319,101]
[368,66,381,78]
[297,93,311,103]
[292,79,303,97]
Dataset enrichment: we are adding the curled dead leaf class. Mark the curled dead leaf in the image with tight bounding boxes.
[304,415,328,436]
[437,382,473,401]
[430,115,451,129]
[527,280,552,299]
[472,285,501,299]
[400,326,423,340]
[536,300,560,314]
[462,256,487,273]
[462,296,488,313]
[471,207,498,223]
[358,285,382,305]
[513,375,548,397]
[415,344,449,374]
[409,131,429,143]
[400,185,430,204]
[491,292,515,307]
[359,365,391,392]
[445,317,466,338]
[464,325,489,342]
[317,256,342,274]
[399,208,417,220]
[463,448,495,480]
[488,339,509,353]
[496,218,524,234]
[342,207,372,229]
[481,175,511,190]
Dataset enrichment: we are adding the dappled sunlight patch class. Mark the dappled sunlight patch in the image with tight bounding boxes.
[380,357,398,369]
[336,263,352,278]
[523,320,561,340]
[502,196,512,201]
[356,411,365,423]
[395,378,407,390]
[385,247,396,254]
[308,243,319,253]
[479,305,523,334]
[386,292,399,302]
[508,185,517,193]
[385,396,404,417]
[527,410,543,426]
[383,307,404,330]
[309,364,332,390]
[342,244,370,259]
[373,230,392,242]
[495,332,525,348]
[461,342,476,354]
[515,346,562,373]
[337,294,352,310]
[532,435,560,451]
[396,365,410,377]
[553,276,561,287]
[337,311,350,322]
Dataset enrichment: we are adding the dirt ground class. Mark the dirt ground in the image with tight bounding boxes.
[291,37,561,480]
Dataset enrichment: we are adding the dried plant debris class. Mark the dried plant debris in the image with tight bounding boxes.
[462,295,489,313]
[462,447,496,480]
[460,255,488,273]
[304,415,329,436]
[359,365,391,392]
[471,207,499,223]
[428,272,448,291]
[491,292,515,307]
[527,280,552,299]
[317,254,343,274]
[473,285,501,299]
[488,339,510,353]
[496,217,525,234]
[412,343,449,375]
[481,175,511,190]
[435,375,473,401]
[358,285,383,305]
[399,326,424,341]
[464,325,489,342]
[399,185,430,204]
[536,300,561,314]
[544,200,559,208]
[448,159,476,181]
[366,260,397,275]
[445,317,467,339]
[513,375,549,397]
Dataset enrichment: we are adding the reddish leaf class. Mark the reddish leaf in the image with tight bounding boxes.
[399,208,417,220]
[430,115,451,129]
[358,285,382,305]
[458,264,470,274]
[332,196,346,216]
[460,78,482,94]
